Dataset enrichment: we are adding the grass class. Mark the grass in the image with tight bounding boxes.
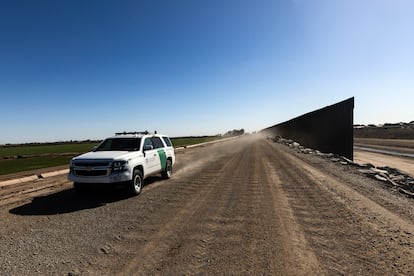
[0,136,222,176]
[0,142,97,176]
[0,156,72,175]
[0,143,97,158]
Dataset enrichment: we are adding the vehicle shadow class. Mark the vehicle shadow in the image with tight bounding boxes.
[9,187,133,216]
[9,176,162,216]
[9,176,163,216]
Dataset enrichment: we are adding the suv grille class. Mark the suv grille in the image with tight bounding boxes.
[72,159,112,177]
[75,169,109,177]
[73,160,111,167]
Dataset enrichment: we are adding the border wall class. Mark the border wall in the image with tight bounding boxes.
[263,97,354,160]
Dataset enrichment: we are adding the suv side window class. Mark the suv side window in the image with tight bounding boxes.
[143,138,154,149]
[162,136,172,147]
[152,137,164,149]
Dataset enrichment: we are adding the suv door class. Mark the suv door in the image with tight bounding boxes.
[152,136,166,173]
[143,138,158,175]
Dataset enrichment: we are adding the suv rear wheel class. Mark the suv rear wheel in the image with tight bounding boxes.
[162,159,172,179]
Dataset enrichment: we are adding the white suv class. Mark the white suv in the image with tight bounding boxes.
[68,132,175,195]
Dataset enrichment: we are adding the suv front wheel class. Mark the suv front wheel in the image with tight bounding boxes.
[129,169,143,195]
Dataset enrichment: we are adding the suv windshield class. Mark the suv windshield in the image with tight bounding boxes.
[95,138,141,151]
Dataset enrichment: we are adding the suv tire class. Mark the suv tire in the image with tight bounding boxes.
[130,169,143,195]
[162,159,172,179]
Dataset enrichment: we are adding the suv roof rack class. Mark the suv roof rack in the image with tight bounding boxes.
[115,131,150,136]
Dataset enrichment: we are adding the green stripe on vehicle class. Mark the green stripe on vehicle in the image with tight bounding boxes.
[157,149,167,170]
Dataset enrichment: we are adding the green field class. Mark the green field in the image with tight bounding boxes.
[0,156,72,175]
[0,142,98,175]
[0,136,222,176]
[0,143,97,158]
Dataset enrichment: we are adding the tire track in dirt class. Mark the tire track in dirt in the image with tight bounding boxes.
[0,177,70,207]
[100,138,325,275]
[178,143,280,274]
[3,137,414,275]
[259,145,323,274]
[117,153,240,275]
[266,141,414,275]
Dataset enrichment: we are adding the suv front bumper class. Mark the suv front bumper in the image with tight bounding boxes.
[68,170,132,184]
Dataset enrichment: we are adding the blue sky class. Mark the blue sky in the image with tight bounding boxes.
[1,0,413,143]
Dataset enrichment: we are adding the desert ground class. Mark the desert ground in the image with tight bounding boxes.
[355,138,414,176]
[1,136,414,275]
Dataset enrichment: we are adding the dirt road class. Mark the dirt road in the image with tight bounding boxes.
[354,149,414,177]
[1,136,414,275]
[354,137,414,177]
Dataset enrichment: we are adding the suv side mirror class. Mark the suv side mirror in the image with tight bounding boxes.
[92,146,98,152]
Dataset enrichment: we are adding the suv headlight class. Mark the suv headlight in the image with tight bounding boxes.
[69,159,76,174]
[112,160,128,172]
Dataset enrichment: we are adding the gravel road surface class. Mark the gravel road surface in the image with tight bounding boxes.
[1,136,414,275]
